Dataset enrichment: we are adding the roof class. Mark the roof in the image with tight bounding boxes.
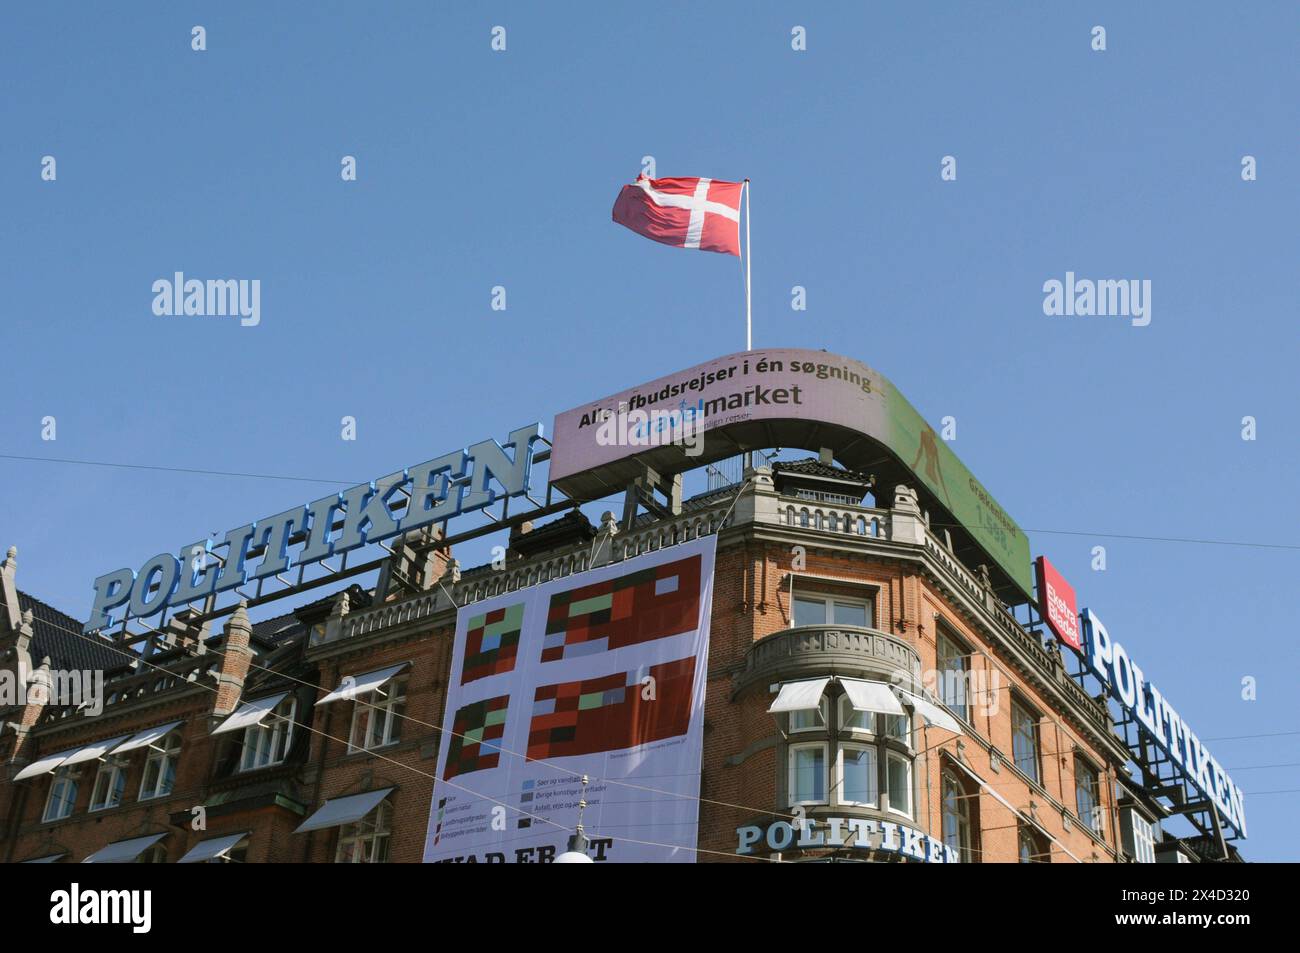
[17,590,128,674]
[771,457,873,485]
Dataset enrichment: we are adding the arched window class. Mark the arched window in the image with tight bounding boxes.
[941,769,975,862]
[1017,823,1050,863]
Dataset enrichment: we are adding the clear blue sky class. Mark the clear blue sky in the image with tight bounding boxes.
[2,3,1295,860]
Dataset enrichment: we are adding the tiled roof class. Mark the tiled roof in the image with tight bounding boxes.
[17,591,128,674]
[771,457,873,484]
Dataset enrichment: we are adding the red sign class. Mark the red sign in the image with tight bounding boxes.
[1035,556,1081,651]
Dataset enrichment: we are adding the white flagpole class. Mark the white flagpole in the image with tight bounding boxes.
[744,179,752,351]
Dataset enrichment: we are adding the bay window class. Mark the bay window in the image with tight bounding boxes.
[788,743,829,805]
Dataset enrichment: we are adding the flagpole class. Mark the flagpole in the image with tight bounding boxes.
[742,179,753,474]
[744,179,752,351]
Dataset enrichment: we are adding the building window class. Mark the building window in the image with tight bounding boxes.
[1075,757,1103,835]
[89,758,126,812]
[139,732,182,800]
[1017,823,1050,863]
[941,770,976,862]
[838,744,879,807]
[793,593,872,629]
[348,677,407,752]
[886,751,913,817]
[137,843,167,864]
[936,630,969,722]
[335,801,392,863]
[884,712,912,746]
[1127,811,1157,864]
[837,695,873,733]
[789,698,828,733]
[788,743,829,806]
[43,767,78,822]
[1011,698,1041,784]
[240,696,297,772]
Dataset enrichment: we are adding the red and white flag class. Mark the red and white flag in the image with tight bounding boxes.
[612,175,744,256]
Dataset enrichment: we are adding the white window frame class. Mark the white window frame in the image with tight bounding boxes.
[787,742,830,807]
[936,629,970,721]
[347,676,407,753]
[89,757,126,813]
[334,801,392,863]
[138,732,182,801]
[837,743,880,808]
[884,712,913,747]
[885,750,913,818]
[239,696,297,772]
[1011,697,1041,785]
[787,697,828,734]
[836,695,875,735]
[792,592,873,630]
[1131,812,1156,864]
[43,766,78,822]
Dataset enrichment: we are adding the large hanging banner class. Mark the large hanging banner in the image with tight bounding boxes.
[422,535,717,863]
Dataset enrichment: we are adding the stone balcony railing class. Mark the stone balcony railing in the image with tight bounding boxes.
[732,624,923,699]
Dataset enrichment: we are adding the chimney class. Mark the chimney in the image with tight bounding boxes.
[212,601,253,717]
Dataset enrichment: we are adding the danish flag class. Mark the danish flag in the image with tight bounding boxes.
[612,175,744,256]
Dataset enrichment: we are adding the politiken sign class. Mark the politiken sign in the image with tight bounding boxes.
[1080,608,1247,838]
[549,348,1033,598]
[85,425,543,633]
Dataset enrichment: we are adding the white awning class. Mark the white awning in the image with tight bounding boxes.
[60,735,131,767]
[177,832,249,864]
[13,750,76,781]
[82,833,166,864]
[211,692,290,735]
[113,721,184,754]
[839,678,906,716]
[21,853,66,864]
[898,690,961,733]
[295,788,394,834]
[767,677,831,714]
[315,663,409,706]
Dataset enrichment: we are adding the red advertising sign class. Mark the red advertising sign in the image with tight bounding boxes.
[1035,556,1081,651]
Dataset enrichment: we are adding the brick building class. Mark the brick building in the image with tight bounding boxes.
[0,449,1220,863]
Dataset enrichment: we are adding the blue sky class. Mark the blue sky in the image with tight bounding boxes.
[2,3,1296,859]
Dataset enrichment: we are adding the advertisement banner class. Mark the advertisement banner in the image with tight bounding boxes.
[422,535,717,863]
[1035,555,1082,651]
[549,349,1031,597]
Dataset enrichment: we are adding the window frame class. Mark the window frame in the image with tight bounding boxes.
[43,766,79,822]
[334,801,393,864]
[138,731,183,801]
[792,591,874,630]
[936,628,971,723]
[88,757,127,813]
[787,741,830,807]
[1074,756,1104,835]
[239,695,297,772]
[885,750,913,818]
[1017,823,1050,863]
[941,768,975,863]
[836,742,880,808]
[347,676,408,753]
[1010,696,1042,785]
[787,697,828,734]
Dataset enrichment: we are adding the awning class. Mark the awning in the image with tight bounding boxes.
[82,833,166,864]
[839,678,906,716]
[113,721,184,754]
[21,853,66,864]
[13,750,76,781]
[211,692,290,735]
[898,690,961,733]
[61,735,131,767]
[295,788,394,834]
[315,663,409,706]
[177,832,249,864]
[767,677,831,714]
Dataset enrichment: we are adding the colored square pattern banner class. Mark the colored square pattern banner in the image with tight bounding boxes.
[423,536,716,864]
